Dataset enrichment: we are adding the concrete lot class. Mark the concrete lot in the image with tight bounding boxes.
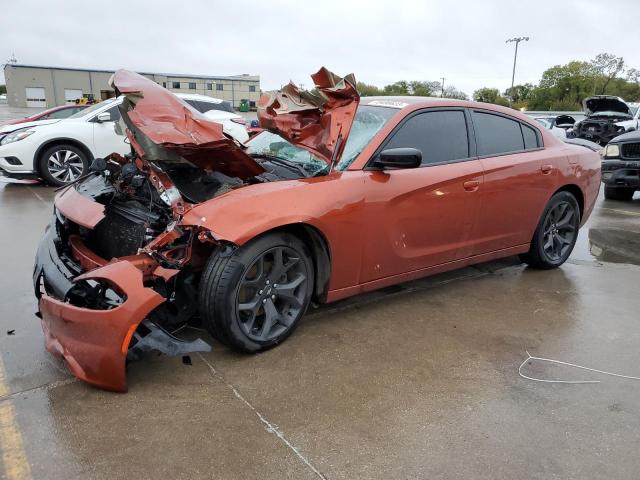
[0,182,639,480]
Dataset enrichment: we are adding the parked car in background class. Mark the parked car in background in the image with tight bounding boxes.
[535,115,576,139]
[601,129,640,200]
[33,68,601,391]
[0,93,249,186]
[0,104,89,128]
[570,96,639,145]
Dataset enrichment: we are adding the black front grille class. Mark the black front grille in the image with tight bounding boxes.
[622,143,640,159]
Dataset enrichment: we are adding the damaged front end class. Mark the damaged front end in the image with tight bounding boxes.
[33,67,358,392]
[571,96,633,145]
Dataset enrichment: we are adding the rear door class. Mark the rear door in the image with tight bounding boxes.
[360,108,484,283]
[469,110,552,254]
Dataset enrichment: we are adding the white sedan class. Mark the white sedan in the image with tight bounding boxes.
[0,93,249,186]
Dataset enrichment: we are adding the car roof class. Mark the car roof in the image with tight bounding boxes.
[359,96,540,126]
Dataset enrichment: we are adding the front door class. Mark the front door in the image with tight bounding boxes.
[360,109,484,283]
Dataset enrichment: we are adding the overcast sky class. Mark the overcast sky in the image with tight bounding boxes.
[2,0,639,97]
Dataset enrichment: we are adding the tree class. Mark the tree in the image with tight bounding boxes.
[504,83,534,104]
[356,82,382,96]
[591,53,625,94]
[443,86,468,100]
[383,81,410,95]
[473,87,499,103]
[0,85,6,95]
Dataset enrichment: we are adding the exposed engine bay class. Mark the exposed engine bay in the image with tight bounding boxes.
[569,95,633,145]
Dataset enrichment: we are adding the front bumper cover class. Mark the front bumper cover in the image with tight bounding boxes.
[34,220,165,392]
[601,159,640,188]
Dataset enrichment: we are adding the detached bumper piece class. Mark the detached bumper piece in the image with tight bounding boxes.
[33,218,210,392]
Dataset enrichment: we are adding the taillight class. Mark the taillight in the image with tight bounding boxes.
[230,117,246,125]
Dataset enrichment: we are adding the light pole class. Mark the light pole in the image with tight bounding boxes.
[505,36,529,104]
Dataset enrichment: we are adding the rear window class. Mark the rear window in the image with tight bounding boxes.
[472,111,524,156]
[521,124,539,149]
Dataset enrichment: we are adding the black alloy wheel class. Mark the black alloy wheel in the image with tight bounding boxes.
[236,246,308,342]
[520,191,580,269]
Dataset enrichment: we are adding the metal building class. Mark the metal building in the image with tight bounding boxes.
[3,64,261,109]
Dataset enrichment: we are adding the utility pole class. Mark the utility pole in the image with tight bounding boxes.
[505,36,529,105]
[440,77,446,98]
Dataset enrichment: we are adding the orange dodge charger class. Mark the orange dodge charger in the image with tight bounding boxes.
[33,68,601,391]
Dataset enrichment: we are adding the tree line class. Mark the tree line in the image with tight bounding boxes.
[356,53,640,111]
[356,80,468,100]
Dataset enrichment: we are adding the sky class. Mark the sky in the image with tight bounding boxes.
[2,0,640,98]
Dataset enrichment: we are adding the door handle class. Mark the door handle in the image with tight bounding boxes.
[541,164,553,174]
[463,180,480,191]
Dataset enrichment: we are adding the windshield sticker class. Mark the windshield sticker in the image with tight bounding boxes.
[367,100,408,109]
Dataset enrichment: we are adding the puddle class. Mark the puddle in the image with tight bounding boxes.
[571,226,640,266]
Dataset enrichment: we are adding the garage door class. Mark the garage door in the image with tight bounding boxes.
[64,89,83,104]
[25,87,46,108]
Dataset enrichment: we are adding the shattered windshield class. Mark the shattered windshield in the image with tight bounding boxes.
[246,105,396,174]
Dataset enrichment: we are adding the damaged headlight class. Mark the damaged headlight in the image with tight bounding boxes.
[0,129,36,145]
[603,144,620,158]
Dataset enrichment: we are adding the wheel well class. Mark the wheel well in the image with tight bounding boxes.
[261,223,332,303]
[34,138,94,176]
[554,184,584,219]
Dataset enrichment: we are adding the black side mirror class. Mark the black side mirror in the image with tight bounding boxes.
[375,148,422,169]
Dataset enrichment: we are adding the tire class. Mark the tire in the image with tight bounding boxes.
[604,186,635,201]
[38,144,89,186]
[199,232,315,352]
[520,191,580,269]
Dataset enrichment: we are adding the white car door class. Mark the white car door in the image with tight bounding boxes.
[92,105,130,158]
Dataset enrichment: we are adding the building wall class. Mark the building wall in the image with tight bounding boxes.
[4,65,260,109]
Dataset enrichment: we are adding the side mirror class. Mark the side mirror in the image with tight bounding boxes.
[375,148,422,169]
[96,112,112,123]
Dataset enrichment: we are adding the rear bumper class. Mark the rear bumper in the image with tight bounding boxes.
[34,220,164,392]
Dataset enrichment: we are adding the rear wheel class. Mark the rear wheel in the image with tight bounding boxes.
[199,233,314,352]
[520,191,580,269]
[38,144,89,186]
[604,186,635,201]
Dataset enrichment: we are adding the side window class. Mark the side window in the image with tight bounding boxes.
[472,111,524,156]
[383,110,469,165]
[105,105,121,122]
[521,123,539,149]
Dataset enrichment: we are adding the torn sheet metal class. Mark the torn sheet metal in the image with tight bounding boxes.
[110,70,264,179]
[257,67,360,165]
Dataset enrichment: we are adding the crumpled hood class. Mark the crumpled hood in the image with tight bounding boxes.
[257,67,359,166]
[109,69,264,179]
[0,118,61,134]
[583,96,631,116]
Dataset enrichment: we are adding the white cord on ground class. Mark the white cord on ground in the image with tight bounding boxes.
[519,350,640,384]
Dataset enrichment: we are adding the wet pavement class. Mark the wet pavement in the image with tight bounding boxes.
[1,183,639,479]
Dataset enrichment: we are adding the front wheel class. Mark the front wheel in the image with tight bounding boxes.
[520,191,580,269]
[604,186,635,201]
[38,144,89,186]
[199,233,314,352]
